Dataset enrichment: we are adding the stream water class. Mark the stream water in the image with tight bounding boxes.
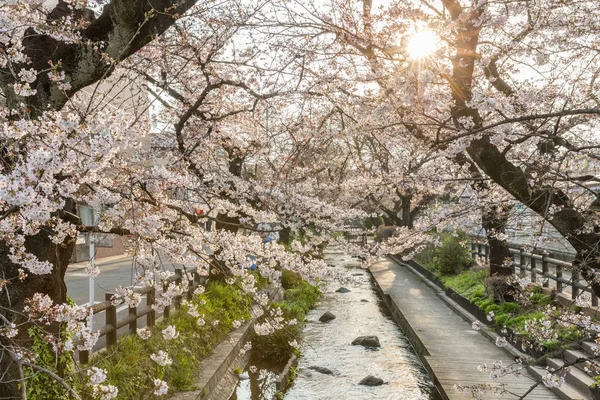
[230,245,436,400]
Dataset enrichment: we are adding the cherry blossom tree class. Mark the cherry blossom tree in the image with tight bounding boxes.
[2,0,600,397]
[0,0,368,395]
[261,0,600,293]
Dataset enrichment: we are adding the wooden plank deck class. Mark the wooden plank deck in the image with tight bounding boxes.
[370,258,560,400]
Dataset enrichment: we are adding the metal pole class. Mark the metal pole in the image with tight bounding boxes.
[88,233,95,330]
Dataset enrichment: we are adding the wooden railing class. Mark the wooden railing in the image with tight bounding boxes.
[79,268,203,364]
[344,228,367,245]
[470,236,597,307]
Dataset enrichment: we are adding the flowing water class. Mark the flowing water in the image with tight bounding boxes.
[231,245,436,400]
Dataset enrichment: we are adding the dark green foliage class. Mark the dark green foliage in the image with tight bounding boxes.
[24,325,73,399]
[439,268,583,349]
[440,269,487,298]
[251,281,320,364]
[433,233,473,274]
[364,216,384,230]
[23,295,77,399]
[281,282,320,321]
[529,293,552,306]
[420,231,473,275]
[280,269,303,290]
[420,246,583,352]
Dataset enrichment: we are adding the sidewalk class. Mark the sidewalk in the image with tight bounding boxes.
[370,258,560,400]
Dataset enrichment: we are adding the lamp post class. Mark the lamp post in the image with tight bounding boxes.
[84,206,99,330]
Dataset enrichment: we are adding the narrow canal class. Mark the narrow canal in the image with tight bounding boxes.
[231,244,436,399]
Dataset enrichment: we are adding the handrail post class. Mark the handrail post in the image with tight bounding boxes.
[105,292,117,348]
[193,270,200,286]
[163,281,171,320]
[129,305,137,334]
[531,256,537,283]
[484,243,490,265]
[510,252,516,275]
[185,269,194,301]
[147,288,156,327]
[542,251,549,288]
[556,263,563,293]
[519,247,526,277]
[572,269,580,300]
[174,269,183,309]
[79,306,92,363]
[79,349,89,364]
[187,273,195,301]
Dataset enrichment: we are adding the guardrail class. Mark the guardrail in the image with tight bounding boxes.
[470,236,597,307]
[79,268,202,364]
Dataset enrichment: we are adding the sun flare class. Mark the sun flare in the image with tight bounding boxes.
[407,30,438,59]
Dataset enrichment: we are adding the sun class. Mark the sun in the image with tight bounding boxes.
[406,30,438,59]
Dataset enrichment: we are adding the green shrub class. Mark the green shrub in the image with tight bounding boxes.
[252,281,320,363]
[500,302,520,314]
[430,232,473,275]
[281,282,320,321]
[23,295,77,399]
[281,269,303,289]
[251,324,302,364]
[23,325,74,399]
[364,216,384,230]
[530,293,552,306]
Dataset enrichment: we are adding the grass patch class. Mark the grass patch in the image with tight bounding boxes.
[440,269,487,300]
[416,244,585,352]
[72,280,251,399]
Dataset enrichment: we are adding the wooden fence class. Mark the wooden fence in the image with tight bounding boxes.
[79,268,202,364]
[344,228,367,245]
[470,235,597,307]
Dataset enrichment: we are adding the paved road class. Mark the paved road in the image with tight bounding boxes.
[65,254,185,304]
[65,255,180,357]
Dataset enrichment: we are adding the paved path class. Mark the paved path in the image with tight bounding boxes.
[370,258,560,400]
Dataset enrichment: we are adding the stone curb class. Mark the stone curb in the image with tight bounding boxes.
[169,287,284,400]
[274,353,299,396]
[368,269,444,398]
[169,320,254,400]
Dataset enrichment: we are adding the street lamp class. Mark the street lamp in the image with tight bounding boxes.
[88,231,95,329]
[80,205,99,329]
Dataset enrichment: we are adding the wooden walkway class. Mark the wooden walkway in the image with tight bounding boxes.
[370,258,560,400]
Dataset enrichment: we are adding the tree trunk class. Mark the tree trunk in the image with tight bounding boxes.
[482,205,516,302]
[398,195,414,228]
[482,205,513,277]
[442,3,600,297]
[0,228,75,396]
[279,226,292,246]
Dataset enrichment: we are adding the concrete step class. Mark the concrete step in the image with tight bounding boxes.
[547,358,594,398]
[528,366,589,400]
[564,349,598,376]
[580,342,598,356]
